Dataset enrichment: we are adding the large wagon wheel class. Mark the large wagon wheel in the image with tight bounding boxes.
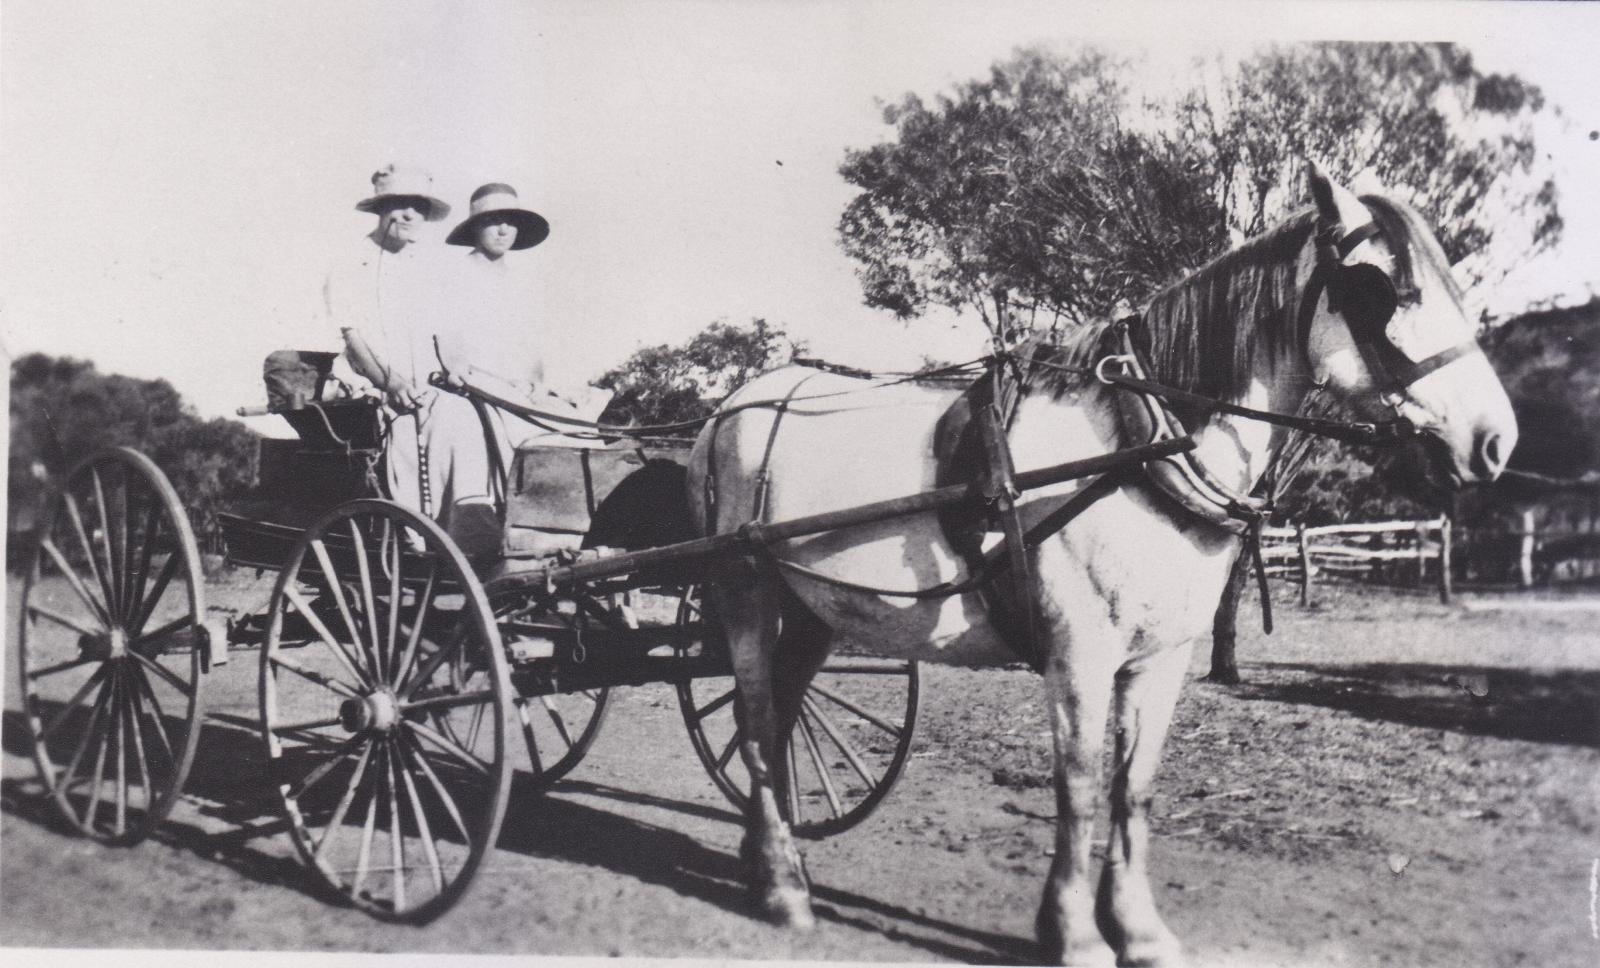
[259,499,512,923]
[674,587,921,838]
[17,447,208,846]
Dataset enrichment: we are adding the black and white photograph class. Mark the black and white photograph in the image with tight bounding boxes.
[3,2,1598,966]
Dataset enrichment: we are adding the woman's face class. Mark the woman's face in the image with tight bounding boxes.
[476,216,519,259]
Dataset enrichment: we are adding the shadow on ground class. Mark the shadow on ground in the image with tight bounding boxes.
[3,709,1037,964]
[1231,662,1600,747]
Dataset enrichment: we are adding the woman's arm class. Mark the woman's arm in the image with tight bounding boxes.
[342,327,420,411]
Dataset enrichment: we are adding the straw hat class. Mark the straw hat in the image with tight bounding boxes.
[354,164,451,221]
[446,183,551,250]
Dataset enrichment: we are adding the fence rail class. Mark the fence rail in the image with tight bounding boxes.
[1261,516,1453,604]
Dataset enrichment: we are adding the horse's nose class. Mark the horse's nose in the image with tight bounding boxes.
[1470,429,1512,480]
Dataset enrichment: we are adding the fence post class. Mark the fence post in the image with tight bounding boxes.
[1297,522,1311,606]
[1438,516,1453,604]
[1518,508,1537,588]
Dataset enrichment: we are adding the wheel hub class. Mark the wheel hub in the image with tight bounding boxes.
[78,627,127,661]
[340,690,401,733]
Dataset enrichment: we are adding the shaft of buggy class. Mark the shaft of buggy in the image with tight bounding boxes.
[493,435,1196,595]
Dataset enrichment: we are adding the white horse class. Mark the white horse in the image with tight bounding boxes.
[686,163,1515,966]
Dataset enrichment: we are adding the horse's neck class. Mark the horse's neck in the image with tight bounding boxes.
[1191,353,1314,494]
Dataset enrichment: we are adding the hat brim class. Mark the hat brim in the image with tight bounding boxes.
[446,209,551,250]
[355,194,452,221]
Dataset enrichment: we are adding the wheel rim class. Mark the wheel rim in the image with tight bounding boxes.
[18,447,207,846]
[674,587,921,838]
[260,500,511,922]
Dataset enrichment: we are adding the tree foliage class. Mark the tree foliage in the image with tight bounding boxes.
[594,318,803,428]
[9,352,259,549]
[839,42,1561,340]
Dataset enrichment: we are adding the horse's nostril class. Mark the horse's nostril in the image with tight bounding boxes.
[1473,432,1508,479]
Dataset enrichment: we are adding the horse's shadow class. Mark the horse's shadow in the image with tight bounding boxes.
[1227,661,1600,747]
[1,708,1037,965]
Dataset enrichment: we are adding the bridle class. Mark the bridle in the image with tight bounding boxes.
[1294,211,1482,398]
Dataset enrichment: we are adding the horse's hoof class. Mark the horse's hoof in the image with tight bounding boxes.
[1037,937,1117,968]
[761,885,816,930]
[1116,935,1186,968]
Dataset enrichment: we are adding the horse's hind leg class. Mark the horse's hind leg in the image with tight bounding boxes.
[707,570,816,928]
[1097,641,1193,968]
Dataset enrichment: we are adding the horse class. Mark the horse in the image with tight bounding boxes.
[684,162,1516,967]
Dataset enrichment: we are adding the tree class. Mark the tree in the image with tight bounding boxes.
[595,318,803,428]
[8,353,258,556]
[839,43,1561,342]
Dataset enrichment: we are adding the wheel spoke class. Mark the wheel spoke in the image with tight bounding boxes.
[308,539,374,682]
[796,708,844,819]
[315,742,374,863]
[393,742,445,894]
[384,739,407,912]
[282,585,371,689]
[55,672,114,795]
[27,602,101,639]
[90,467,123,621]
[271,714,345,735]
[62,491,117,622]
[39,539,111,630]
[126,506,160,627]
[352,772,380,896]
[541,697,576,749]
[401,690,496,716]
[269,653,361,700]
[404,719,491,776]
[384,521,403,685]
[131,614,191,651]
[121,664,154,815]
[516,699,545,774]
[783,738,801,824]
[285,733,367,800]
[82,681,115,830]
[131,554,179,636]
[28,654,98,680]
[398,732,473,846]
[390,561,438,690]
[348,520,386,685]
[113,672,129,836]
[40,664,110,742]
[807,682,902,738]
[801,694,878,790]
[715,726,741,773]
[129,650,194,698]
[693,687,737,723]
[400,635,462,702]
[128,664,176,766]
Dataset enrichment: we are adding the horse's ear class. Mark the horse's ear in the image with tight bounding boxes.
[1306,159,1339,222]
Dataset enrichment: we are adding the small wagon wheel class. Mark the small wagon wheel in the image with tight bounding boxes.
[259,499,512,923]
[674,586,921,838]
[17,447,209,846]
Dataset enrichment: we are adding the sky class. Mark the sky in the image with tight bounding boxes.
[3,0,1598,430]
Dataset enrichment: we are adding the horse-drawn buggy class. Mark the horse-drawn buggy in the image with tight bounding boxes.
[15,165,1518,964]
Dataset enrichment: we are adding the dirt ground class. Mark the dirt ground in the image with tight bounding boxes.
[3,569,1598,968]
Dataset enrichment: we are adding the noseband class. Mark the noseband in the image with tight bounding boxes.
[1295,213,1481,394]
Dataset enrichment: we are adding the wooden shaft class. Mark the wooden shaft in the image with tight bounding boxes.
[497,436,1196,594]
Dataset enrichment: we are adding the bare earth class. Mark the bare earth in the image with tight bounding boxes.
[3,570,1597,968]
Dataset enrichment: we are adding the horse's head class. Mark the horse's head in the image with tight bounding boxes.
[1300,162,1516,492]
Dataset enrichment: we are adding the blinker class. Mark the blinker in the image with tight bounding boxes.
[1327,263,1400,339]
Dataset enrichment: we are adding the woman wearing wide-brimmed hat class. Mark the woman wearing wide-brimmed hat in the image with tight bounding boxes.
[323,164,505,557]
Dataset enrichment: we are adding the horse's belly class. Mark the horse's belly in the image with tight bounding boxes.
[779,516,1019,666]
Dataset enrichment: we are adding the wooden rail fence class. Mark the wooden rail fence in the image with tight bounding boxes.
[1260,517,1453,604]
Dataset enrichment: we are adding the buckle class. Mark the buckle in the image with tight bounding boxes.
[1095,354,1135,385]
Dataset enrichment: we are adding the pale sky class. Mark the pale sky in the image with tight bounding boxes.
[3,0,1598,428]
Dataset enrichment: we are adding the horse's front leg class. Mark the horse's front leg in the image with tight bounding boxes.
[1098,640,1193,968]
[707,570,815,928]
[1036,625,1120,967]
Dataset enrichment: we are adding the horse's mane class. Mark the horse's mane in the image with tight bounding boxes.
[1025,192,1461,410]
